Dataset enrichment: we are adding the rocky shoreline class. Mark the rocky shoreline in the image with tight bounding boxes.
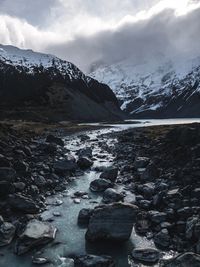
[109,122,200,265]
[0,121,200,266]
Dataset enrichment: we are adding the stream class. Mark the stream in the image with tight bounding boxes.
[1,119,200,267]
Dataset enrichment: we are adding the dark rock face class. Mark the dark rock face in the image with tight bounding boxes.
[0,45,124,122]
[86,203,138,241]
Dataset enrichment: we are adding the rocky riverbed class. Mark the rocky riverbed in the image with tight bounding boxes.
[0,119,200,267]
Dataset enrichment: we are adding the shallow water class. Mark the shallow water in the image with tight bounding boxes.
[1,119,200,267]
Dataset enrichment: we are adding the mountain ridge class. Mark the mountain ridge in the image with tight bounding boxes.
[90,56,200,118]
[0,44,124,122]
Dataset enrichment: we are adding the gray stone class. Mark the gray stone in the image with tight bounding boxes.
[132,248,160,263]
[9,194,39,214]
[100,167,119,182]
[15,220,57,255]
[90,179,112,192]
[103,188,124,203]
[86,203,138,241]
[0,222,16,246]
[54,156,77,173]
[77,157,93,169]
[78,208,93,226]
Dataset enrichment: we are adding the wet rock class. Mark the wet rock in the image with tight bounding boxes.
[74,254,115,267]
[46,134,64,146]
[134,157,150,169]
[154,229,170,248]
[0,221,16,246]
[132,248,160,263]
[100,167,118,182]
[15,219,57,255]
[9,194,39,214]
[103,188,124,203]
[90,179,112,192]
[32,257,50,265]
[86,203,138,241]
[0,167,16,182]
[138,183,155,199]
[77,157,93,169]
[78,208,93,226]
[74,198,81,204]
[54,156,77,173]
[149,211,167,224]
[162,252,200,267]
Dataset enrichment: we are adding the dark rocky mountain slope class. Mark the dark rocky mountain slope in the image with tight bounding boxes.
[0,45,123,122]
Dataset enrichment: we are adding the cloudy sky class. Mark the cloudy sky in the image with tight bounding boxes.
[0,0,200,72]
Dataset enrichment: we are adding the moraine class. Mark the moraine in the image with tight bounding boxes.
[1,119,200,267]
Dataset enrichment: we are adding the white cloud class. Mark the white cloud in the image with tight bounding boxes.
[0,0,200,71]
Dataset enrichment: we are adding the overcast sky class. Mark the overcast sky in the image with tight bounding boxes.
[0,0,200,72]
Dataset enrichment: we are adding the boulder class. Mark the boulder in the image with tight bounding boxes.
[15,219,57,255]
[0,222,16,246]
[77,157,93,169]
[74,255,115,267]
[162,252,200,267]
[132,248,160,263]
[154,229,170,248]
[78,208,93,226]
[103,188,124,203]
[86,203,138,241]
[9,194,39,214]
[90,179,112,192]
[0,167,16,182]
[46,134,64,146]
[100,167,118,182]
[54,156,77,173]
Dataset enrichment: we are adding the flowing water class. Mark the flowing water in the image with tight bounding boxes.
[1,119,200,267]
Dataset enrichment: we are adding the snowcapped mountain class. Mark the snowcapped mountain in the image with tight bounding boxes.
[90,56,200,118]
[0,44,123,122]
[0,44,87,81]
